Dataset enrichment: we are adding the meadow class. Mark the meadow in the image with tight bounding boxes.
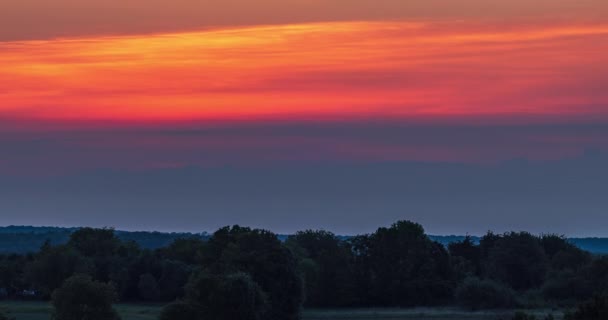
[0,301,562,320]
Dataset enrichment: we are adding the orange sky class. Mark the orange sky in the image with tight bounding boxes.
[1,20,608,124]
[2,0,607,41]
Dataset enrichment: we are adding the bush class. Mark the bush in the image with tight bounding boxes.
[204,226,302,320]
[484,232,548,291]
[159,301,201,320]
[185,271,268,320]
[511,311,537,320]
[0,309,15,320]
[455,277,517,310]
[541,270,591,303]
[564,294,608,320]
[138,273,161,301]
[51,274,121,320]
[497,312,554,320]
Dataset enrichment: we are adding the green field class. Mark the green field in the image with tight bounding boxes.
[0,301,563,320]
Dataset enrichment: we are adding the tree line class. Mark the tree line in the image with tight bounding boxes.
[0,226,210,254]
[0,221,607,320]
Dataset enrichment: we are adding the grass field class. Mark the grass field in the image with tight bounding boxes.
[0,301,563,320]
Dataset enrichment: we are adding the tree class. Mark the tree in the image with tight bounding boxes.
[203,226,303,320]
[0,254,30,298]
[68,228,123,283]
[68,228,120,258]
[540,235,591,271]
[484,232,548,291]
[26,245,92,297]
[449,236,481,276]
[160,238,205,265]
[541,269,591,302]
[138,273,160,301]
[184,271,268,320]
[362,221,454,306]
[51,274,120,320]
[158,260,191,301]
[286,230,355,307]
[455,277,517,310]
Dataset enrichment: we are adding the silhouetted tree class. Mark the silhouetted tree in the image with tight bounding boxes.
[362,221,454,306]
[51,274,120,320]
[138,273,160,301]
[68,228,120,258]
[160,238,205,265]
[455,277,517,310]
[184,271,268,320]
[484,232,548,290]
[203,226,303,320]
[26,245,92,297]
[158,260,191,301]
[286,230,355,307]
[449,236,481,276]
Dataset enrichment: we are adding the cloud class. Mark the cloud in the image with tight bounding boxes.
[2,21,608,123]
[2,121,608,176]
[1,0,607,41]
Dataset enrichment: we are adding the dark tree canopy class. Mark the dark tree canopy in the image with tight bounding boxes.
[26,245,92,297]
[484,232,548,291]
[455,277,517,310]
[51,274,120,320]
[185,271,268,320]
[138,273,160,302]
[68,228,120,258]
[0,221,608,317]
[286,230,355,307]
[360,221,454,306]
[203,226,303,320]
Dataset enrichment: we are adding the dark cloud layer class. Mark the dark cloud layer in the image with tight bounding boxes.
[2,121,608,174]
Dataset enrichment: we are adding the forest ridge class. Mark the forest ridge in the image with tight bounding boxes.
[1,225,607,254]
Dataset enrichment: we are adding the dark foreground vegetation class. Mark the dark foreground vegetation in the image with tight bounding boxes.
[0,221,607,320]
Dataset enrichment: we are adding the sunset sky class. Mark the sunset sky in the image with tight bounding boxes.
[1,0,608,235]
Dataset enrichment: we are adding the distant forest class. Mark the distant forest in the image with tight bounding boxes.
[1,225,607,254]
[1,222,608,320]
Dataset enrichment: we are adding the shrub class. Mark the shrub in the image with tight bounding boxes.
[159,301,201,320]
[498,312,554,320]
[185,271,268,320]
[511,311,536,320]
[0,309,15,320]
[138,273,161,301]
[564,294,608,320]
[455,277,517,310]
[204,226,302,320]
[484,232,548,291]
[51,274,121,320]
[541,270,591,303]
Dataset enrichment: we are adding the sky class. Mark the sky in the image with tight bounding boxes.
[1,0,608,236]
